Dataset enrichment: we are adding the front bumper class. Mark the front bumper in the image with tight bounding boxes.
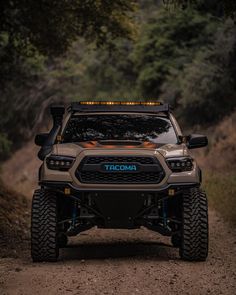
[39,180,200,194]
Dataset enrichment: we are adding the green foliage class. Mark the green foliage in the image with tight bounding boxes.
[163,0,236,18]
[0,0,137,57]
[178,21,236,125]
[132,7,236,125]
[74,40,138,99]
[0,134,11,160]
[0,0,138,91]
[0,0,138,159]
[41,38,138,100]
[132,9,219,99]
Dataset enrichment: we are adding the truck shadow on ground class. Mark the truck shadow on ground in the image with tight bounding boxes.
[61,241,179,261]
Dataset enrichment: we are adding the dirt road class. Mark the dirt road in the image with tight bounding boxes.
[0,210,236,295]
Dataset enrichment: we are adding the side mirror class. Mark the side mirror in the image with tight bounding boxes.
[187,134,208,149]
[35,133,49,146]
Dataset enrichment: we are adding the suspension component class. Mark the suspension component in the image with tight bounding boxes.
[162,198,167,228]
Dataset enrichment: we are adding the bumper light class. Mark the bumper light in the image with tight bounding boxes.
[46,155,75,171]
[166,157,193,172]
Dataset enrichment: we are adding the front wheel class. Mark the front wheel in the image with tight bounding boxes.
[31,189,59,262]
[180,188,208,261]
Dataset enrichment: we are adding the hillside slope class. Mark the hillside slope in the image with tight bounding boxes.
[1,142,41,198]
[0,182,30,257]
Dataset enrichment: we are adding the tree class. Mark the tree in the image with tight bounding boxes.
[178,21,236,125]
[0,0,138,89]
[0,1,138,158]
[163,0,236,18]
[0,0,137,57]
[132,9,219,98]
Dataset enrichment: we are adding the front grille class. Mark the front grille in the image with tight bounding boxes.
[79,171,162,183]
[76,156,165,184]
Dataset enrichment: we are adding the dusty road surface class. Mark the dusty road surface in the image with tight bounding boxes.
[0,210,236,295]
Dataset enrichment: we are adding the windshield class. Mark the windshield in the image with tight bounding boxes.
[63,114,178,144]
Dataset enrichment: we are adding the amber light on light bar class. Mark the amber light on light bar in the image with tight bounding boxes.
[79,101,162,106]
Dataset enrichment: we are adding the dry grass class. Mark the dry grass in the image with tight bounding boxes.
[193,112,236,225]
[195,111,236,171]
[203,172,236,225]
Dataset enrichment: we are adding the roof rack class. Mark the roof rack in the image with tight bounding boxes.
[67,101,170,114]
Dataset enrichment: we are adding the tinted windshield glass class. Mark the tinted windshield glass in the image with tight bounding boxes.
[63,114,177,144]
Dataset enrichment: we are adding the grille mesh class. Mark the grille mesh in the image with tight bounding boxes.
[77,156,164,184]
[79,171,162,184]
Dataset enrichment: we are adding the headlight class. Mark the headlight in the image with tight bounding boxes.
[46,155,75,171]
[166,157,194,172]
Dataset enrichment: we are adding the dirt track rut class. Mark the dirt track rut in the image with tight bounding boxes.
[0,209,236,295]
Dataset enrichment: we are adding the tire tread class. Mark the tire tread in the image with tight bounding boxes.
[31,189,59,262]
[180,187,208,261]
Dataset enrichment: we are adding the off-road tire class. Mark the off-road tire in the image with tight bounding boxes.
[180,188,208,261]
[31,189,59,262]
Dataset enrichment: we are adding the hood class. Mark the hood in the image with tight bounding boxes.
[51,141,188,158]
[76,140,162,149]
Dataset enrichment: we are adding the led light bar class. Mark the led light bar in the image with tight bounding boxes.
[68,101,170,114]
[79,101,162,106]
